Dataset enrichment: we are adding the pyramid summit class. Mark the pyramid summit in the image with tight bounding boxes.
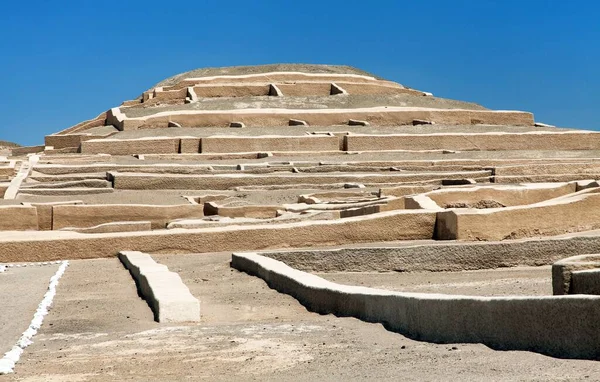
[2,64,600,377]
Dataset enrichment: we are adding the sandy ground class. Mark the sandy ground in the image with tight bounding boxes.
[4,253,600,381]
[320,266,552,296]
[0,265,59,355]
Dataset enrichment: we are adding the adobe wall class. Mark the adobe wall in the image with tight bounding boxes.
[61,221,152,234]
[81,137,180,155]
[34,163,214,176]
[345,131,600,151]
[0,205,38,231]
[193,84,271,97]
[275,82,333,96]
[436,193,600,241]
[45,133,111,150]
[339,82,424,96]
[494,174,600,184]
[204,202,280,219]
[0,209,437,262]
[261,237,600,273]
[179,137,201,153]
[200,135,340,153]
[231,253,600,360]
[10,146,44,156]
[378,185,439,197]
[495,162,600,176]
[119,107,534,129]
[0,161,16,177]
[52,204,205,230]
[425,183,576,208]
[51,112,107,135]
[110,170,492,190]
[22,200,83,231]
[552,254,600,295]
[119,251,200,322]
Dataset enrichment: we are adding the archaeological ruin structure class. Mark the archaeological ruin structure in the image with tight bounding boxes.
[2,64,600,378]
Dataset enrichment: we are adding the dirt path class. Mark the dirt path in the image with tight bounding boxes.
[5,254,600,381]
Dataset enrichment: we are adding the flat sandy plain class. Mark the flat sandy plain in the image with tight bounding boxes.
[3,252,600,381]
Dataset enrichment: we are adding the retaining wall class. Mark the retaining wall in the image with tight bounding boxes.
[345,131,600,151]
[52,204,205,230]
[553,254,600,295]
[45,133,110,150]
[436,192,600,241]
[116,107,534,130]
[0,205,38,231]
[426,183,576,208]
[0,209,436,262]
[200,135,340,153]
[81,137,180,155]
[110,170,492,190]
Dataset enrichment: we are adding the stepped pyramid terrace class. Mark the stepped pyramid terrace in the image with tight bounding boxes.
[2,64,600,379]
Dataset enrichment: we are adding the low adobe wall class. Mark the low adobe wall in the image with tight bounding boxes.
[426,183,576,208]
[193,84,271,97]
[117,107,534,130]
[61,221,152,234]
[200,135,340,153]
[81,137,180,155]
[204,202,280,219]
[110,170,492,190]
[0,161,16,177]
[495,162,600,176]
[119,251,200,322]
[345,131,600,151]
[339,82,424,96]
[260,237,600,273]
[45,133,112,150]
[50,112,107,135]
[436,192,600,241]
[22,201,83,231]
[275,82,333,96]
[179,137,201,153]
[552,254,600,295]
[164,72,393,90]
[0,205,38,231]
[10,146,44,156]
[0,209,436,262]
[52,204,205,230]
[34,163,213,176]
[231,253,600,360]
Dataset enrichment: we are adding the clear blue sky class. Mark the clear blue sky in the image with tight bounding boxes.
[0,0,598,145]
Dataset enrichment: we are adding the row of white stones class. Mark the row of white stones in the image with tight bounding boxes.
[0,260,69,374]
[0,260,64,273]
